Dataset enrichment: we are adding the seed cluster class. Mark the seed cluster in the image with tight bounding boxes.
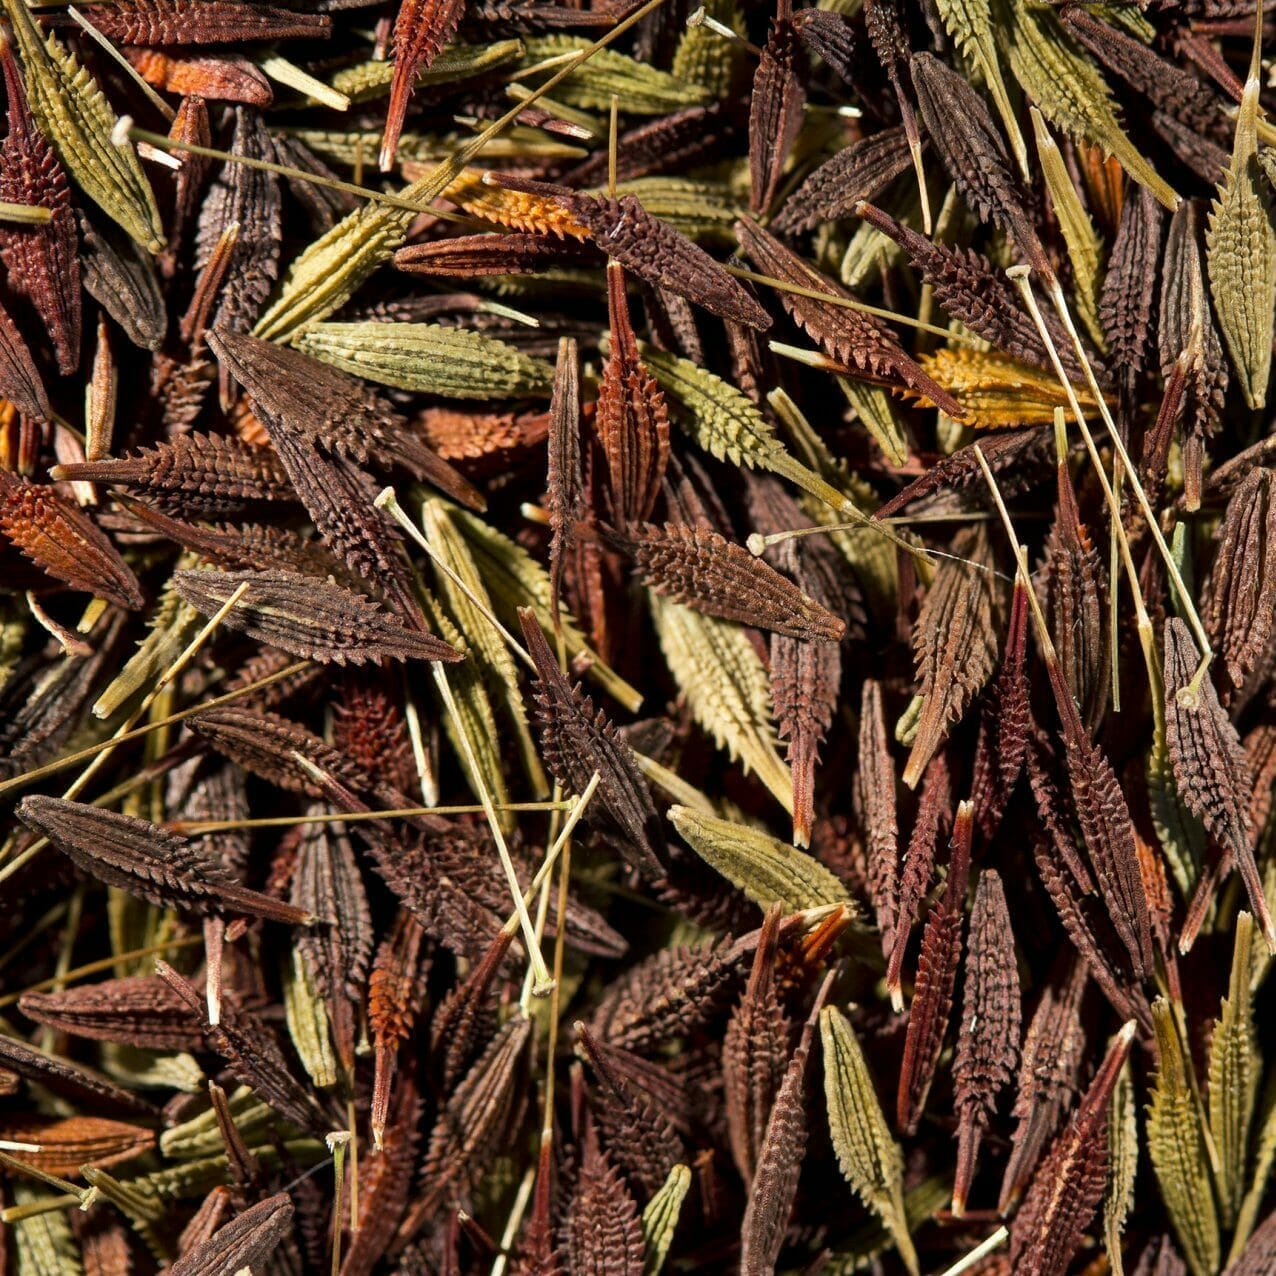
[0,0,1274,1272]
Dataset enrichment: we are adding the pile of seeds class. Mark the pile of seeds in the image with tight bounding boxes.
[0,0,1275,1269]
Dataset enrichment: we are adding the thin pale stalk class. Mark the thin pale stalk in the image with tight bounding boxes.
[124,126,472,223]
[1040,271,1212,681]
[0,200,52,224]
[432,664,554,994]
[938,1226,1009,1276]
[506,773,600,942]
[729,266,979,340]
[0,658,312,802]
[490,1165,536,1276]
[327,1132,349,1276]
[375,488,536,672]
[169,801,571,834]
[1008,270,1162,698]
[0,933,203,1009]
[69,5,175,120]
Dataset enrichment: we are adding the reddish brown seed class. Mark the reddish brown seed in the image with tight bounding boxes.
[897,801,972,1135]
[19,976,210,1051]
[0,38,81,376]
[85,0,331,44]
[0,471,143,608]
[395,231,600,277]
[0,1114,155,1177]
[1009,1023,1136,1276]
[594,265,669,526]
[382,0,467,171]
[125,48,274,104]
[369,911,428,1149]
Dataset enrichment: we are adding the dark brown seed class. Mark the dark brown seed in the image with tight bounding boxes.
[1202,469,1276,697]
[488,176,771,329]
[562,104,737,189]
[722,904,788,1186]
[857,678,899,954]
[749,1,806,218]
[195,109,281,342]
[78,212,167,351]
[1163,617,1271,948]
[898,801,971,1134]
[775,130,917,237]
[905,524,1002,788]
[739,979,826,1275]
[856,200,1087,380]
[156,960,331,1131]
[18,796,315,924]
[411,1015,532,1220]
[578,1023,685,1197]
[166,1193,295,1276]
[0,293,49,419]
[887,753,951,997]
[1059,6,1229,143]
[1001,960,1089,1212]
[205,326,483,510]
[52,430,297,516]
[19,976,209,1051]
[291,809,372,1071]
[171,567,462,665]
[910,51,1051,278]
[736,216,966,417]
[0,1033,157,1117]
[210,328,425,624]
[1099,185,1165,405]
[519,606,666,879]
[1009,1023,1135,1276]
[606,520,846,642]
[952,868,1021,1216]
[1039,450,1109,736]
[791,7,859,87]
[970,580,1031,839]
